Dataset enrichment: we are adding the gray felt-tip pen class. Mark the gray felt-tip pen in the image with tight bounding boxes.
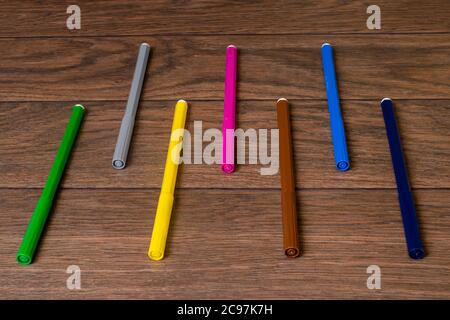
[112,43,151,169]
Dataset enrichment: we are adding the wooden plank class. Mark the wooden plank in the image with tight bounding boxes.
[0,35,450,101]
[0,0,449,37]
[1,100,449,189]
[1,189,449,299]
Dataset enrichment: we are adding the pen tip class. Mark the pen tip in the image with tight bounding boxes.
[322,42,331,48]
[381,97,392,103]
[148,250,164,261]
[140,42,150,48]
[177,99,187,104]
[17,254,31,264]
[74,104,85,110]
[112,159,125,170]
[277,98,288,103]
[227,44,237,49]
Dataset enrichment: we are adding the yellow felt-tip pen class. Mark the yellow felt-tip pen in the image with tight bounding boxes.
[148,100,188,261]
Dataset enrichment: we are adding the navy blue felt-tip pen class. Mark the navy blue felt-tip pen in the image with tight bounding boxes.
[321,43,350,171]
[381,98,425,260]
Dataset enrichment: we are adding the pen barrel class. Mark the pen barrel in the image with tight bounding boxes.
[277,99,300,258]
[321,44,350,171]
[43,105,85,198]
[281,191,299,257]
[17,104,85,264]
[399,190,424,258]
[161,134,183,195]
[16,196,52,264]
[112,43,151,169]
[381,99,424,259]
[222,45,237,173]
[163,101,188,192]
[112,113,135,169]
[148,193,174,260]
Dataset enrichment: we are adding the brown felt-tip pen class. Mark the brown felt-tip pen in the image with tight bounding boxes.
[276,98,300,258]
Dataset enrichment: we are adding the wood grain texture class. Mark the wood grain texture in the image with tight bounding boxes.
[0,35,450,101]
[1,189,449,299]
[0,0,449,300]
[1,100,449,189]
[0,0,449,37]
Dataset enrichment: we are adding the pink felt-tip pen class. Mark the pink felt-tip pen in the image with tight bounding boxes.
[221,45,238,174]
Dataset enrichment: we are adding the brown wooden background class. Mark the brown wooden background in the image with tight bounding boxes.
[0,0,449,299]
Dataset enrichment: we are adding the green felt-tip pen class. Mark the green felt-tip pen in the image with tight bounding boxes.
[16,104,85,265]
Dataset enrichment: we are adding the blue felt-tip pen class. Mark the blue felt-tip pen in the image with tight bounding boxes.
[381,98,425,260]
[321,43,350,171]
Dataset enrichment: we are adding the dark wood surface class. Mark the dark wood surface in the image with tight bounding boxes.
[1,100,449,189]
[1,0,449,36]
[1,35,450,101]
[1,189,449,299]
[0,1,449,299]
